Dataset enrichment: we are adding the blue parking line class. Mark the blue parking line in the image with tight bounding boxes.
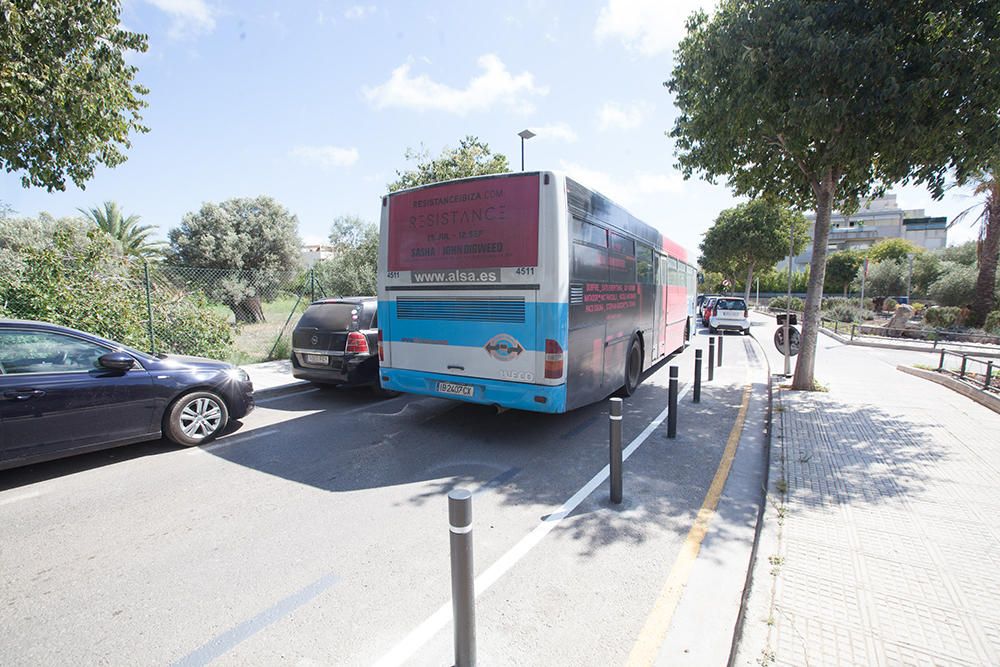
[172,572,339,667]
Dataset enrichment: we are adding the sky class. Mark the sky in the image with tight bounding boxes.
[0,0,984,256]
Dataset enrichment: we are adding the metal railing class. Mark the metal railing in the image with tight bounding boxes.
[822,319,1000,349]
[936,349,998,391]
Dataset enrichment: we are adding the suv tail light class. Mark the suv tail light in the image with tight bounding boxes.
[544,339,564,379]
[744,307,748,317]
[346,331,370,355]
[377,329,384,361]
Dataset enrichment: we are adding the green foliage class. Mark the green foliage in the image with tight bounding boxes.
[387,136,510,192]
[924,306,964,329]
[929,263,977,306]
[825,250,865,295]
[739,267,809,293]
[938,241,978,266]
[313,216,378,297]
[883,297,898,312]
[1,0,149,191]
[668,0,1000,387]
[699,199,808,298]
[858,259,906,297]
[79,201,162,258]
[0,220,230,357]
[168,196,302,323]
[910,252,943,296]
[769,296,803,312]
[985,311,1000,335]
[867,238,922,264]
[828,304,866,324]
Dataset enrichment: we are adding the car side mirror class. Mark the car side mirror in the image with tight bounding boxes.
[98,352,136,372]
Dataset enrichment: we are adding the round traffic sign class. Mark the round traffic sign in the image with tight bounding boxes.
[774,325,801,356]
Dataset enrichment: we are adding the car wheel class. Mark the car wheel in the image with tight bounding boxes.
[165,391,229,446]
[619,336,642,397]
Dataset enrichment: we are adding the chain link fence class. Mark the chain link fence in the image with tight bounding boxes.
[2,259,344,366]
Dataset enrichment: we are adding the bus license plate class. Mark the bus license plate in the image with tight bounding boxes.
[305,354,329,365]
[437,381,474,397]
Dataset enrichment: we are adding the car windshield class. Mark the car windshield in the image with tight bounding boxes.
[297,303,366,331]
[716,299,746,310]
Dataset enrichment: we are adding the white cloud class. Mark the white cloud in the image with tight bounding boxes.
[363,54,548,115]
[528,123,578,143]
[143,0,215,37]
[598,101,652,131]
[344,5,376,20]
[290,146,360,168]
[594,0,713,56]
[559,160,683,206]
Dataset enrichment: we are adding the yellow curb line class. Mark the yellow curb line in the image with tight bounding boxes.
[626,384,754,667]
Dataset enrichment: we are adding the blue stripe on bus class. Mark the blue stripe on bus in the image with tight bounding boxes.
[381,368,567,413]
[379,301,568,351]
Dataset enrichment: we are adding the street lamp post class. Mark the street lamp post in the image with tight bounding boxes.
[518,129,535,171]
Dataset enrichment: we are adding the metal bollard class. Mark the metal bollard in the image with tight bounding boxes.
[851,324,856,341]
[960,355,968,379]
[938,349,946,371]
[448,489,476,667]
[708,338,715,382]
[693,349,702,403]
[668,366,678,438]
[717,335,724,367]
[985,361,994,390]
[609,398,623,504]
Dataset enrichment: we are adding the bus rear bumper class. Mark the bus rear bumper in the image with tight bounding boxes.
[381,368,567,413]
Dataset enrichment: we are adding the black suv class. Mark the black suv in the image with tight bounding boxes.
[291,297,393,394]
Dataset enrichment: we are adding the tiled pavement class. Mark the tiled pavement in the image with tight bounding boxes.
[735,337,1000,666]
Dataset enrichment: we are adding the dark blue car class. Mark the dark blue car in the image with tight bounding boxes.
[0,320,254,470]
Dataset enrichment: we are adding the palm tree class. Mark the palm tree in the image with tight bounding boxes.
[952,167,1000,327]
[78,201,164,259]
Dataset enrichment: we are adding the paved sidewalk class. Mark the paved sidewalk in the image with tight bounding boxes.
[735,323,1000,666]
[242,359,307,394]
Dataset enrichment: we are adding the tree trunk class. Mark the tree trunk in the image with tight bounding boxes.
[970,176,999,327]
[230,296,265,324]
[744,262,755,303]
[792,171,836,390]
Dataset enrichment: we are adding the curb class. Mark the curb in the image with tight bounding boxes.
[897,365,1000,414]
[253,379,310,399]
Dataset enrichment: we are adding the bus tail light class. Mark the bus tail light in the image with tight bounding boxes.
[544,339,564,379]
[377,329,384,361]
[346,331,370,355]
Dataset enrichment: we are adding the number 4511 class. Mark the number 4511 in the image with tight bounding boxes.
[514,267,535,276]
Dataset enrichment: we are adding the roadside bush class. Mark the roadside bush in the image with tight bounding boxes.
[821,297,853,311]
[829,304,865,323]
[883,297,898,312]
[924,306,964,329]
[769,295,803,311]
[928,263,977,307]
[985,311,1000,335]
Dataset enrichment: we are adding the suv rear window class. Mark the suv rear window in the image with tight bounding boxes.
[716,299,746,310]
[297,303,366,331]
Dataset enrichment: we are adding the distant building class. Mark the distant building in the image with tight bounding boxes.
[300,243,337,267]
[785,194,948,271]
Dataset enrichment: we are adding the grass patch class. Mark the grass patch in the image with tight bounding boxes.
[210,296,309,365]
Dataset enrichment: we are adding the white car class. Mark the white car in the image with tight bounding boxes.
[709,297,750,335]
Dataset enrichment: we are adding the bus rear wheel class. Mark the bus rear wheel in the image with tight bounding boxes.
[621,336,642,396]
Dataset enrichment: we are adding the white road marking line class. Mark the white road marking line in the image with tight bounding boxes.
[0,490,44,507]
[255,388,319,405]
[192,428,279,454]
[374,381,693,667]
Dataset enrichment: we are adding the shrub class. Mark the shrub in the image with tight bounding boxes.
[829,304,864,323]
[883,297,898,312]
[929,262,977,306]
[821,296,853,311]
[924,306,964,329]
[985,311,1000,335]
[769,295,803,311]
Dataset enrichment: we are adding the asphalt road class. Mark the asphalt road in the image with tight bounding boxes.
[1,326,767,666]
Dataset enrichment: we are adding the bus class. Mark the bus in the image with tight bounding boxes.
[375,171,697,413]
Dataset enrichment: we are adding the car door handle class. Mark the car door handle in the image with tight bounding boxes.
[3,389,46,401]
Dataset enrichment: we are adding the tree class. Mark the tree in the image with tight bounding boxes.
[929,263,977,307]
[79,201,162,258]
[1,1,149,191]
[867,238,923,264]
[857,259,906,298]
[699,199,808,302]
[314,216,378,297]
[168,197,302,323]
[387,136,510,192]
[952,167,1000,325]
[668,1,1000,389]
[825,250,864,296]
